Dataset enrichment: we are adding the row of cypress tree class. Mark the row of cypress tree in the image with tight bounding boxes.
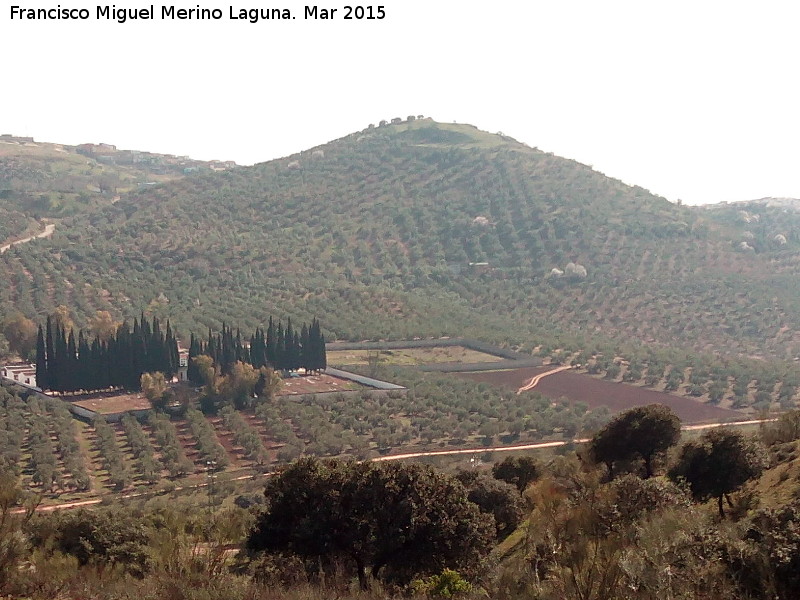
[35,314,179,393]
[187,317,326,383]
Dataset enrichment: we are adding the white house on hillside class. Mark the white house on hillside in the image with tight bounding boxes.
[1,363,38,389]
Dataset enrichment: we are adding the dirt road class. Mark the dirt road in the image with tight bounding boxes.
[372,418,774,463]
[21,418,774,513]
[516,364,572,394]
[0,222,55,254]
[462,366,741,424]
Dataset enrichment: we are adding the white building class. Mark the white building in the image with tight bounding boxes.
[1,363,38,389]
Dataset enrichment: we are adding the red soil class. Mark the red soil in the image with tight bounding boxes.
[458,367,744,425]
[173,420,203,472]
[208,417,247,466]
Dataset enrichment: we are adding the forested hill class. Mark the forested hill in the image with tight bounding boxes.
[2,119,800,359]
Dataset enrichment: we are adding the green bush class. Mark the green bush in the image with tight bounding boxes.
[412,569,472,598]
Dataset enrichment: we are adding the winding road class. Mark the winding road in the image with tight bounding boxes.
[0,222,55,254]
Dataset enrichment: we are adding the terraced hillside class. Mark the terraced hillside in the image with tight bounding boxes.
[2,120,800,361]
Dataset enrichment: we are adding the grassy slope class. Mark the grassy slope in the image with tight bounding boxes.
[746,437,800,510]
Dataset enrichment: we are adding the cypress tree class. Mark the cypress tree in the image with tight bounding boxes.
[266,316,276,367]
[300,323,309,371]
[45,316,57,391]
[254,372,268,398]
[249,329,264,369]
[131,329,147,389]
[188,333,200,384]
[249,331,257,368]
[285,319,295,372]
[319,332,327,372]
[259,327,267,368]
[225,324,235,374]
[171,335,179,377]
[77,331,90,392]
[110,322,126,389]
[207,327,215,361]
[66,330,78,393]
[54,325,68,393]
[308,318,323,373]
[235,328,243,364]
[90,338,104,390]
[149,317,163,374]
[35,325,48,391]
[218,323,229,375]
[292,332,301,371]
[274,321,284,371]
[165,320,178,377]
[106,335,117,389]
[34,318,168,392]
[140,312,151,339]
[170,318,329,386]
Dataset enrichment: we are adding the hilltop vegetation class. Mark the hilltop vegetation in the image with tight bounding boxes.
[2,119,800,366]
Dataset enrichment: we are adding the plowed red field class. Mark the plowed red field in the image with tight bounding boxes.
[458,367,744,424]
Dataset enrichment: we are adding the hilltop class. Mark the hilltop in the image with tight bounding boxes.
[705,196,800,211]
[2,119,800,363]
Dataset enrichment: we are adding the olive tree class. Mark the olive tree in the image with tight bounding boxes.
[455,470,524,541]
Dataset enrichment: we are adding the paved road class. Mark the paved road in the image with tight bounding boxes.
[0,223,55,254]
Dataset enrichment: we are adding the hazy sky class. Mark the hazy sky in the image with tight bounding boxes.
[3,1,799,205]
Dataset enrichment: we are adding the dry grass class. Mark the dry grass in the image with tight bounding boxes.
[327,346,503,367]
[71,391,151,414]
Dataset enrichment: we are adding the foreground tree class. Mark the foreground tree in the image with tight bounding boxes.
[27,507,150,576]
[589,404,681,478]
[246,457,493,588]
[491,455,541,492]
[735,500,800,599]
[0,471,38,591]
[519,465,691,600]
[668,428,768,517]
[455,470,524,541]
